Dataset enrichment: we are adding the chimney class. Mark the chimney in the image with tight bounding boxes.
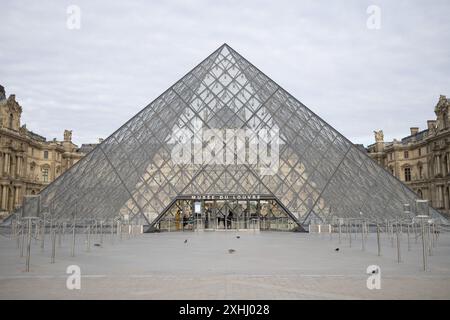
[0,85,5,100]
[410,127,419,136]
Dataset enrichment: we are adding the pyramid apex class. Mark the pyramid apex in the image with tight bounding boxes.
[216,43,237,56]
[219,43,233,50]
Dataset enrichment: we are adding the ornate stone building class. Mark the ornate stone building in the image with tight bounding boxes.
[367,95,450,218]
[0,85,96,219]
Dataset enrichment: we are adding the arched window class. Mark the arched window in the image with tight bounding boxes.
[417,189,423,199]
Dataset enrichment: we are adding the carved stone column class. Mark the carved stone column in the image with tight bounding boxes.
[16,157,20,176]
[8,186,14,212]
[1,186,8,211]
[17,156,23,177]
[14,186,20,207]
[3,153,9,174]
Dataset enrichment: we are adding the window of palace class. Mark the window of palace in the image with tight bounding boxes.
[42,167,49,182]
[404,151,409,159]
[44,151,49,159]
[9,113,13,129]
[404,167,412,182]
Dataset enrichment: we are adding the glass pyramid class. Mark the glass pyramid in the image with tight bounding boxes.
[32,44,444,227]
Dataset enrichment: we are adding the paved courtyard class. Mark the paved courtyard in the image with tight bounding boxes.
[1,230,450,299]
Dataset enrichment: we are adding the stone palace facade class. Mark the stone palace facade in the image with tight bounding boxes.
[0,85,97,219]
[367,95,450,218]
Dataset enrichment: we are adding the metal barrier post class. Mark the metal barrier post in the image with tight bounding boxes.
[25,218,32,272]
[51,226,56,263]
[100,221,103,244]
[338,222,341,244]
[20,221,25,257]
[421,218,427,271]
[396,223,401,263]
[377,224,381,256]
[407,223,411,251]
[361,220,365,251]
[71,217,76,257]
[40,216,45,251]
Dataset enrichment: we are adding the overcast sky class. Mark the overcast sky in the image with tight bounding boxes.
[1,0,449,147]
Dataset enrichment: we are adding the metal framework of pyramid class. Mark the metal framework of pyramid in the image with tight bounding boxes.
[27,44,444,226]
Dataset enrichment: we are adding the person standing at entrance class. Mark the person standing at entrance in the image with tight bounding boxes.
[227,210,233,229]
[175,209,181,231]
[219,212,225,229]
[182,212,188,230]
[205,208,211,229]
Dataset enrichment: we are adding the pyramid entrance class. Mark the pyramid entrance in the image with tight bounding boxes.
[152,194,301,232]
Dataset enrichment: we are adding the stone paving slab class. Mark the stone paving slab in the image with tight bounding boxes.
[1,231,449,299]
